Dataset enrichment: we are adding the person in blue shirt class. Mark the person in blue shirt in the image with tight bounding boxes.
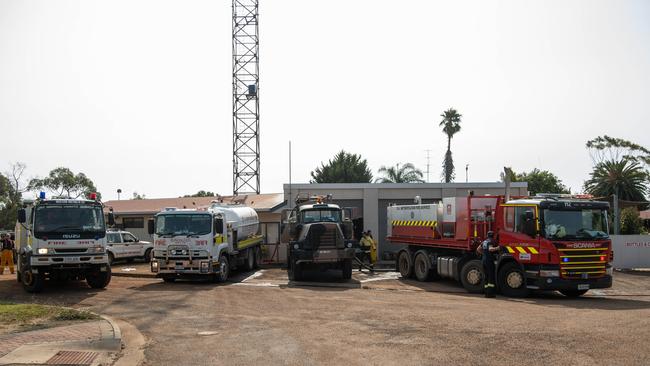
[481,231,499,298]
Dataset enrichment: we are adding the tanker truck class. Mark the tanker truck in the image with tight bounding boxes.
[148,203,263,282]
[14,192,113,293]
[388,194,612,297]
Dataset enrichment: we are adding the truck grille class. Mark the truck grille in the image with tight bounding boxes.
[557,247,608,279]
[55,248,88,254]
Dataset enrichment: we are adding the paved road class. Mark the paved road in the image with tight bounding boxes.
[2,270,650,366]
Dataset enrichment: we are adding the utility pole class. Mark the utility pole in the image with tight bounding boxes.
[425,149,431,182]
[232,0,260,195]
[465,164,469,183]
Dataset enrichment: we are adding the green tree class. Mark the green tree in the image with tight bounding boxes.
[503,168,570,196]
[310,151,373,183]
[132,192,146,200]
[184,190,216,197]
[0,162,28,229]
[0,174,16,229]
[586,135,650,167]
[439,108,462,183]
[620,207,645,235]
[584,159,648,202]
[28,167,101,200]
[375,163,424,183]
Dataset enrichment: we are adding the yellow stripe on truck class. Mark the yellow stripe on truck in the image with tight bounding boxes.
[528,247,539,254]
[506,247,515,254]
[516,247,527,254]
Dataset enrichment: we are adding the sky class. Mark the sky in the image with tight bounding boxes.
[1,0,649,200]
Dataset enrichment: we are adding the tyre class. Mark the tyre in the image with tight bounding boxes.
[143,248,152,263]
[86,266,112,289]
[414,251,432,282]
[460,259,484,294]
[214,254,230,282]
[289,258,303,281]
[21,267,45,293]
[253,246,262,269]
[559,289,589,298]
[341,259,352,280]
[162,276,176,283]
[498,262,529,298]
[397,250,414,279]
[107,252,115,266]
[244,248,255,271]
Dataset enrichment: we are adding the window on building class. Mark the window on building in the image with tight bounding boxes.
[123,217,144,229]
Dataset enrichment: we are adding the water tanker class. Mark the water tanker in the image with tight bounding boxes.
[149,205,264,283]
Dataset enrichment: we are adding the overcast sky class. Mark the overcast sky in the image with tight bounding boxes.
[1,0,649,200]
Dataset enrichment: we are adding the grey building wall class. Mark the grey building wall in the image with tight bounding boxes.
[283,183,529,261]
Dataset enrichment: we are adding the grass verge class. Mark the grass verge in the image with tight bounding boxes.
[0,303,99,335]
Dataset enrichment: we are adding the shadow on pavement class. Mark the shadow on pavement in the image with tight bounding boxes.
[0,276,107,306]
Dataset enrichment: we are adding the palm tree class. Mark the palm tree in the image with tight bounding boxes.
[439,108,462,183]
[584,159,648,202]
[375,163,425,183]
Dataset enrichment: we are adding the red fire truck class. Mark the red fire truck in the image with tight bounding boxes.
[388,194,613,297]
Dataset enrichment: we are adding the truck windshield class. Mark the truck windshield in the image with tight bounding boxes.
[155,214,211,236]
[543,209,609,240]
[301,209,341,223]
[34,205,105,237]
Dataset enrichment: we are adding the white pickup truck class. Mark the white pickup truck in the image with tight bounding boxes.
[105,230,153,265]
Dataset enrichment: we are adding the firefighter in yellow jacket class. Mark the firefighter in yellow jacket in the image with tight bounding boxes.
[359,230,377,266]
[0,233,15,275]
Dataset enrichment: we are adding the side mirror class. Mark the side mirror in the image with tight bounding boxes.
[214,218,224,234]
[147,219,155,235]
[107,212,115,226]
[18,209,26,224]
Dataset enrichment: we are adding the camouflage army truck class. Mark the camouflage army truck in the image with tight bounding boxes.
[283,196,355,281]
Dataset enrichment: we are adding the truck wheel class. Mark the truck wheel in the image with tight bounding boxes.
[341,259,352,280]
[143,248,152,263]
[397,250,414,279]
[22,268,45,293]
[498,262,529,298]
[460,260,484,294]
[214,255,230,282]
[253,246,262,269]
[559,289,589,298]
[414,251,432,282]
[107,252,114,266]
[86,266,112,289]
[289,259,303,281]
[244,248,255,271]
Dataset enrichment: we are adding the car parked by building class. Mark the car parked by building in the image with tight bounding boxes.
[106,230,153,265]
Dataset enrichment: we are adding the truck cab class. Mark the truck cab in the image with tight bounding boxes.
[284,198,355,281]
[495,196,612,297]
[15,193,112,293]
[149,205,263,283]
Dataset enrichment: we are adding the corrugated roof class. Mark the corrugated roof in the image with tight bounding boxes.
[103,193,285,214]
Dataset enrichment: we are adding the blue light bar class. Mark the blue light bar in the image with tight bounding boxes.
[39,191,46,199]
[563,258,569,262]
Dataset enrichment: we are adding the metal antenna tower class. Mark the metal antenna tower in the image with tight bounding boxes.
[232,0,260,195]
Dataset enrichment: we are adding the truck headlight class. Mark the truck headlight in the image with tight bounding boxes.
[200,261,210,273]
[539,270,559,277]
[606,267,613,276]
[88,246,104,254]
[37,248,50,255]
[151,261,159,273]
[293,244,299,250]
[346,242,352,248]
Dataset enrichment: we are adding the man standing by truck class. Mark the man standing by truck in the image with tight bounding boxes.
[1,233,15,275]
[481,231,499,298]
